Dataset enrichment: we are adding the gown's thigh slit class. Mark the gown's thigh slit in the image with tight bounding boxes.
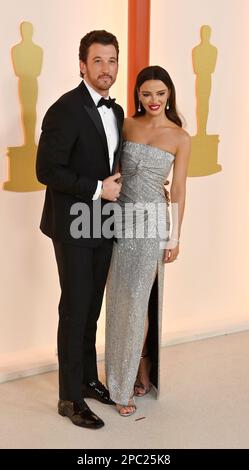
[146,261,160,390]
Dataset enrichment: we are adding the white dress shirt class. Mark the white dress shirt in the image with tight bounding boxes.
[83,79,119,200]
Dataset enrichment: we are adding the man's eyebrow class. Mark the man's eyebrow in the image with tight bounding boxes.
[92,56,117,60]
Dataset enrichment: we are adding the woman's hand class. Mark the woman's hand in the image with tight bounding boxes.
[164,244,179,263]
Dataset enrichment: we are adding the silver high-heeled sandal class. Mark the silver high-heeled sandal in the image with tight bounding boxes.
[116,397,136,417]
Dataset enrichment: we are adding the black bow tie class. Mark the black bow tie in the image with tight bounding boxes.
[97,97,116,109]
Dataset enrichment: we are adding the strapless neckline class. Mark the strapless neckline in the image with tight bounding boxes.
[123,140,175,159]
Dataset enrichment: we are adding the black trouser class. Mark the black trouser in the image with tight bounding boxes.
[53,239,113,401]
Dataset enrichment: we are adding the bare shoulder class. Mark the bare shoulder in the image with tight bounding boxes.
[124,117,136,128]
[179,127,190,139]
[176,128,191,148]
[123,117,138,138]
[173,126,190,139]
[164,125,190,154]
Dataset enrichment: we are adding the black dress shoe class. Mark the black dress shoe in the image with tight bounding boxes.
[58,399,104,429]
[82,379,115,405]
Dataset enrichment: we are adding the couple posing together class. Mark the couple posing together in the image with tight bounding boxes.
[36,30,190,429]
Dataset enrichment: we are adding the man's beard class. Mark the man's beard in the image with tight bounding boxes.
[97,75,114,90]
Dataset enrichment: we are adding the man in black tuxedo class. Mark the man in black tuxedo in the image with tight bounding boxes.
[36,30,124,429]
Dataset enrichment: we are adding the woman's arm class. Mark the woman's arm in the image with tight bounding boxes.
[165,131,191,263]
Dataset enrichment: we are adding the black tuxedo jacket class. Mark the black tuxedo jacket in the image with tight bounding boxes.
[36,81,124,246]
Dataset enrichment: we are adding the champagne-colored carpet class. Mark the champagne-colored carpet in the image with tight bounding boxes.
[1,331,249,449]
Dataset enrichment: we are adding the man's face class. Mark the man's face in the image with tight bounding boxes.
[80,43,118,95]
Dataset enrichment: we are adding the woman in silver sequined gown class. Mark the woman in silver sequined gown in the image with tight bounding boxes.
[105,66,190,415]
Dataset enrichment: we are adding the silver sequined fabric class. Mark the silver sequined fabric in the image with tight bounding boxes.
[105,141,175,405]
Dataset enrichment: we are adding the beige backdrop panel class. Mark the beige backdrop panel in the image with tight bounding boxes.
[0,0,128,380]
[1,0,249,381]
[150,0,249,343]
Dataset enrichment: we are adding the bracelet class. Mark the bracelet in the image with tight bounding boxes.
[170,238,180,243]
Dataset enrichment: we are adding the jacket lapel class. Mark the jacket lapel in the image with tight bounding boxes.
[112,104,123,174]
[78,82,110,172]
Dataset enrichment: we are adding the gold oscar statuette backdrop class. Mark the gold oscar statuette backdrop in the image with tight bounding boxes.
[188,25,222,177]
[3,21,44,191]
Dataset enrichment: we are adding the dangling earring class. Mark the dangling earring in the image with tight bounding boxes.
[166,100,170,110]
[138,100,141,112]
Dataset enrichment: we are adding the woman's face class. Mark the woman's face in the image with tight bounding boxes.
[138,79,170,116]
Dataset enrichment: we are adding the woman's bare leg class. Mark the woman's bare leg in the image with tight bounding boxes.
[134,313,152,395]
